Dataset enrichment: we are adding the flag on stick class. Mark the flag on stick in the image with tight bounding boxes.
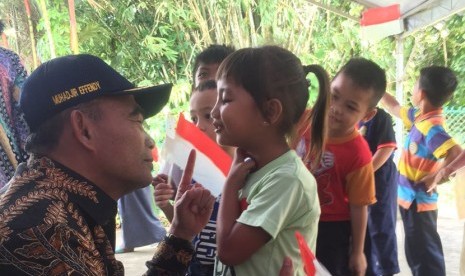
[161,113,232,197]
[360,4,403,42]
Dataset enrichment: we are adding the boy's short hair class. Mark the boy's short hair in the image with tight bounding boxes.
[192,79,217,95]
[192,44,235,77]
[419,66,457,107]
[336,58,386,108]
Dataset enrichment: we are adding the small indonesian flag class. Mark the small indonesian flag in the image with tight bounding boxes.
[161,113,232,197]
[295,231,331,276]
[360,4,404,42]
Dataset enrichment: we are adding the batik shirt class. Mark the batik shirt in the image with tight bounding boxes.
[0,157,123,275]
[0,156,194,275]
[0,47,29,187]
[398,107,458,212]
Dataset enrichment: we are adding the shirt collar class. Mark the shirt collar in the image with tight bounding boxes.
[415,108,443,123]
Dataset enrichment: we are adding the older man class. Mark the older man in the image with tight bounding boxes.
[0,54,215,275]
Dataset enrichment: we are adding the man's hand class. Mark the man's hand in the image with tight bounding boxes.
[169,150,215,241]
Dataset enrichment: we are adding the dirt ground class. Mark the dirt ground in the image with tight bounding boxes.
[117,192,464,276]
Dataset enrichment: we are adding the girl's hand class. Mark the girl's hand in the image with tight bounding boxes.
[225,148,256,190]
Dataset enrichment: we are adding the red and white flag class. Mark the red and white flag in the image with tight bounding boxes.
[161,113,232,197]
[360,4,403,42]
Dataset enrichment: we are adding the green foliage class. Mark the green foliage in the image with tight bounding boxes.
[35,0,73,60]
[2,0,465,138]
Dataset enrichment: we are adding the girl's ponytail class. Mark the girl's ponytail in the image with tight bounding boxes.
[301,64,330,170]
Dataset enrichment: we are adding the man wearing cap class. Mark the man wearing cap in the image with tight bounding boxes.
[0,54,215,275]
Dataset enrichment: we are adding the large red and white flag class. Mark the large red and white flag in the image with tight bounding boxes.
[161,113,232,197]
[360,4,403,42]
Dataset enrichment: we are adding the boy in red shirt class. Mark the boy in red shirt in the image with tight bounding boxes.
[299,58,385,276]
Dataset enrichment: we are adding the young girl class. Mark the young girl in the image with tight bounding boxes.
[155,44,234,276]
[154,80,234,276]
[212,46,329,275]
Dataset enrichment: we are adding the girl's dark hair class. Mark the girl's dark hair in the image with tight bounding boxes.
[299,65,330,167]
[216,46,329,166]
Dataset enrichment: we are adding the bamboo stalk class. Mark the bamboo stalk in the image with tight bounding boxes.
[68,0,79,54]
[442,37,448,66]
[248,3,257,46]
[187,0,211,45]
[232,3,245,47]
[39,0,56,58]
[23,0,38,68]
[12,7,20,54]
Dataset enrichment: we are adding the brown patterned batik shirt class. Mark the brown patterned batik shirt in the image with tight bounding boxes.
[0,156,124,275]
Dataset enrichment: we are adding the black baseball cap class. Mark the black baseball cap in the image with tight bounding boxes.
[20,54,172,131]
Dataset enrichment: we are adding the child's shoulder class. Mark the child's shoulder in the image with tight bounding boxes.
[328,132,372,166]
[334,130,370,150]
[349,133,372,162]
[415,109,447,131]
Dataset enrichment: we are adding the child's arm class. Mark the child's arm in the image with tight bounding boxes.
[345,143,375,276]
[153,175,175,222]
[380,93,401,118]
[423,145,463,193]
[349,204,368,276]
[217,150,271,266]
[372,146,395,172]
[442,148,465,177]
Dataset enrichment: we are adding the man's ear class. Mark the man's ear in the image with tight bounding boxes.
[69,110,96,151]
[362,107,377,123]
[264,98,283,125]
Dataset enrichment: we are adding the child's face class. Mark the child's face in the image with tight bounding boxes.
[328,73,375,137]
[195,62,220,86]
[189,88,217,142]
[211,77,266,148]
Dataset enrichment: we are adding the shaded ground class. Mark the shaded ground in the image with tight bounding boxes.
[117,197,463,275]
